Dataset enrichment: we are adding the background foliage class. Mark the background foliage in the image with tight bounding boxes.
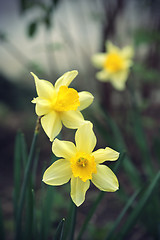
[0,0,160,239]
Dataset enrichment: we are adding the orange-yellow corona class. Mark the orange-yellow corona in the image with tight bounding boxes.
[32,71,94,141]
[43,122,119,206]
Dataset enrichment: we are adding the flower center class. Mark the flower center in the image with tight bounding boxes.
[52,86,80,112]
[70,152,97,182]
[104,53,124,73]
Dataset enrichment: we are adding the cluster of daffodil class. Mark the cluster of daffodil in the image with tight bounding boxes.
[32,44,123,206]
[92,41,134,90]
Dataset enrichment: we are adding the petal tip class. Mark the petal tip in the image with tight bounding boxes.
[72,70,78,75]
[30,72,35,77]
[31,98,36,103]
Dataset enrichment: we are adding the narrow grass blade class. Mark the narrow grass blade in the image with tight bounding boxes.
[118,170,160,240]
[62,200,74,240]
[99,107,142,187]
[131,108,154,178]
[24,188,35,240]
[68,202,77,240]
[105,189,140,240]
[40,186,55,240]
[153,133,160,165]
[77,152,126,240]
[140,193,160,239]
[13,131,22,220]
[54,218,65,240]
[32,149,40,187]
[89,107,141,188]
[127,81,154,178]
[15,131,39,240]
[0,200,5,240]
[20,133,28,168]
[77,192,104,240]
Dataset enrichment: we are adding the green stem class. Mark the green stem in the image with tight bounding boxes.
[14,118,40,240]
[0,200,5,240]
[77,192,104,240]
[77,153,126,240]
[54,218,65,240]
[68,203,77,240]
[105,189,140,240]
[118,170,160,240]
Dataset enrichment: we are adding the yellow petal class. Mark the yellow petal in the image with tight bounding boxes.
[52,139,76,160]
[41,111,62,141]
[71,177,90,206]
[43,159,72,186]
[121,46,134,59]
[111,80,126,91]
[92,147,119,164]
[96,70,110,82]
[111,71,128,91]
[33,97,51,116]
[106,41,120,53]
[31,72,55,100]
[60,110,85,129]
[78,91,94,111]
[31,98,37,103]
[55,70,78,91]
[91,53,106,68]
[75,122,96,154]
[92,165,119,192]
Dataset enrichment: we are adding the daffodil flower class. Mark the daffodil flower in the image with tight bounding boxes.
[31,71,94,141]
[43,122,119,206]
[92,41,134,90]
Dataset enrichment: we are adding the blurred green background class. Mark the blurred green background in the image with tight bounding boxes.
[0,0,160,240]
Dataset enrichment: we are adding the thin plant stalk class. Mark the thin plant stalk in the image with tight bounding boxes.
[105,189,140,240]
[68,203,77,240]
[14,117,41,240]
[77,152,126,240]
[54,218,65,240]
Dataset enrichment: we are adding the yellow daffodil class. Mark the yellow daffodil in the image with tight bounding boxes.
[43,122,119,207]
[92,41,134,90]
[31,71,94,141]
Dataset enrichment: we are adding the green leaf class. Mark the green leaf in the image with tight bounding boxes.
[13,131,22,219]
[153,133,160,165]
[131,109,154,178]
[15,130,39,240]
[134,29,160,46]
[24,188,35,240]
[0,32,7,42]
[105,189,140,240]
[117,171,160,240]
[32,149,40,187]
[68,202,77,240]
[62,200,77,240]
[127,83,155,179]
[28,21,38,37]
[54,218,65,240]
[90,106,142,188]
[20,133,28,168]
[0,200,5,240]
[77,152,126,240]
[52,0,60,7]
[40,186,55,240]
[132,63,160,82]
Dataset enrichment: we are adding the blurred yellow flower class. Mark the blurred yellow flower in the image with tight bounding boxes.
[92,41,134,90]
[43,122,119,206]
[31,71,94,141]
